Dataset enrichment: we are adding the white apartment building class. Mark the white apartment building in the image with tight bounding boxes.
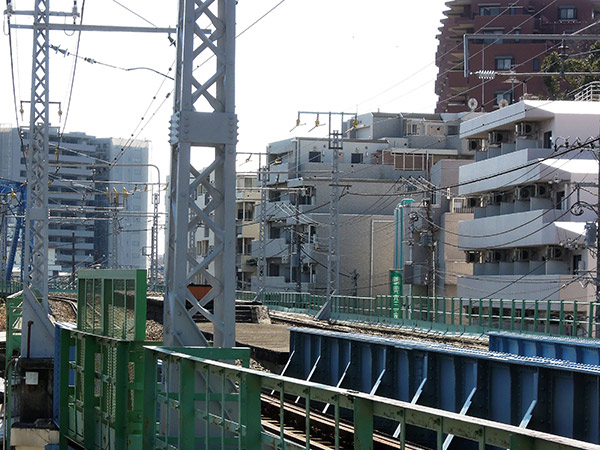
[252,111,475,296]
[457,99,600,302]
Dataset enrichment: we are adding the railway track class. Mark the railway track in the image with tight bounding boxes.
[261,393,429,450]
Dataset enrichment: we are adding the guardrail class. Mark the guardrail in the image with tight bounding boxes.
[142,345,598,450]
[237,291,600,338]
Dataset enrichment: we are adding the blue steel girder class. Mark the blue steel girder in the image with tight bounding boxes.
[285,328,600,446]
[489,331,600,365]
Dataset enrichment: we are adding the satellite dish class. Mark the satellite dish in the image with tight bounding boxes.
[498,98,509,108]
[468,98,478,111]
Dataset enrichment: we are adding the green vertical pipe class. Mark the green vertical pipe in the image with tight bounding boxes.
[478,299,483,327]
[487,298,492,330]
[546,300,551,335]
[114,342,129,448]
[510,300,516,331]
[559,300,565,336]
[499,299,504,331]
[304,388,311,449]
[142,349,158,449]
[244,373,262,449]
[179,358,195,448]
[59,328,71,449]
[451,297,455,326]
[573,301,578,336]
[521,300,526,333]
[468,299,473,326]
[353,397,374,450]
[82,335,97,449]
[533,301,539,333]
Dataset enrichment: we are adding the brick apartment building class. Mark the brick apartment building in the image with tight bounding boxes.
[435,0,600,113]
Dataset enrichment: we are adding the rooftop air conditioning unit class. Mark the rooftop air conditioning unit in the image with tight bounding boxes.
[488,131,509,145]
[515,122,535,137]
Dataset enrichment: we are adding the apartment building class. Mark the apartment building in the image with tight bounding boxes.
[436,0,600,113]
[251,111,475,296]
[0,126,150,273]
[194,173,260,290]
[457,97,600,302]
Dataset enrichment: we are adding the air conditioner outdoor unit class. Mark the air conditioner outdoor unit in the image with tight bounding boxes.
[534,184,551,198]
[488,131,509,145]
[465,251,481,264]
[546,246,564,260]
[516,186,533,200]
[515,121,535,137]
[513,248,530,261]
[486,250,503,263]
[468,139,484,151]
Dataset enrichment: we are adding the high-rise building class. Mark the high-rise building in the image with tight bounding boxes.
[0,126,150,274]
[435,0,600,113]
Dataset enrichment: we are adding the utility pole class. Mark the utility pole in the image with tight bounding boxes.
[296,111,356,321]
[257,164,268,297]
[295,188,302,292]
[150,192,160,291]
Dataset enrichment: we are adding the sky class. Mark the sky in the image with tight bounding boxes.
[1,0,449,177]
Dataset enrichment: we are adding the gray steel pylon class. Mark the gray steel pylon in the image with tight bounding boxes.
[164,0,237,347]
[22,0,55,358]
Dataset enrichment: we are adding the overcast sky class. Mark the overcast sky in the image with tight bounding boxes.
[1,0,448,177]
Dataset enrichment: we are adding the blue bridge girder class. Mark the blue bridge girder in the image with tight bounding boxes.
[489,331,600,365]
[284,328,600,448]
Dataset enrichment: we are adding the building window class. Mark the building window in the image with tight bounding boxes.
[494,90,513,105]
[558,6,577,20]
[495,56,514,71]
[480,5,516,16]
[351,153,363,164]
[481,28,503,44]
[533,58,540,71]
[308,151,321,163]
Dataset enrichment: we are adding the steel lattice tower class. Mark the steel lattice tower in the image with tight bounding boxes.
[164,0,237,347]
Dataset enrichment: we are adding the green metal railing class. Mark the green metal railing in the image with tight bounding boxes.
[0,280,22,298]
[59,269,152,450]
[77,269,147,341]
[141,346,596,450]
[239,290,600,338]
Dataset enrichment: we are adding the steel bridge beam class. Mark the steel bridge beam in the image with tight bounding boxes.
[285,328,600,446]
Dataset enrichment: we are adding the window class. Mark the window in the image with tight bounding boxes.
[480,5,516,16]
[558,6,577,20]
[495,56,514,71]
[308,151,321,163]
[494,90,513,105]
[481,28,503,44]
[351,153,363,164]
[533,58,540,71]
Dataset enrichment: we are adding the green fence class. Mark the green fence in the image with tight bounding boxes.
[141,345,595,450]
[241,291,600,339]
[59,269,153,450]
[0,280,22,298]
